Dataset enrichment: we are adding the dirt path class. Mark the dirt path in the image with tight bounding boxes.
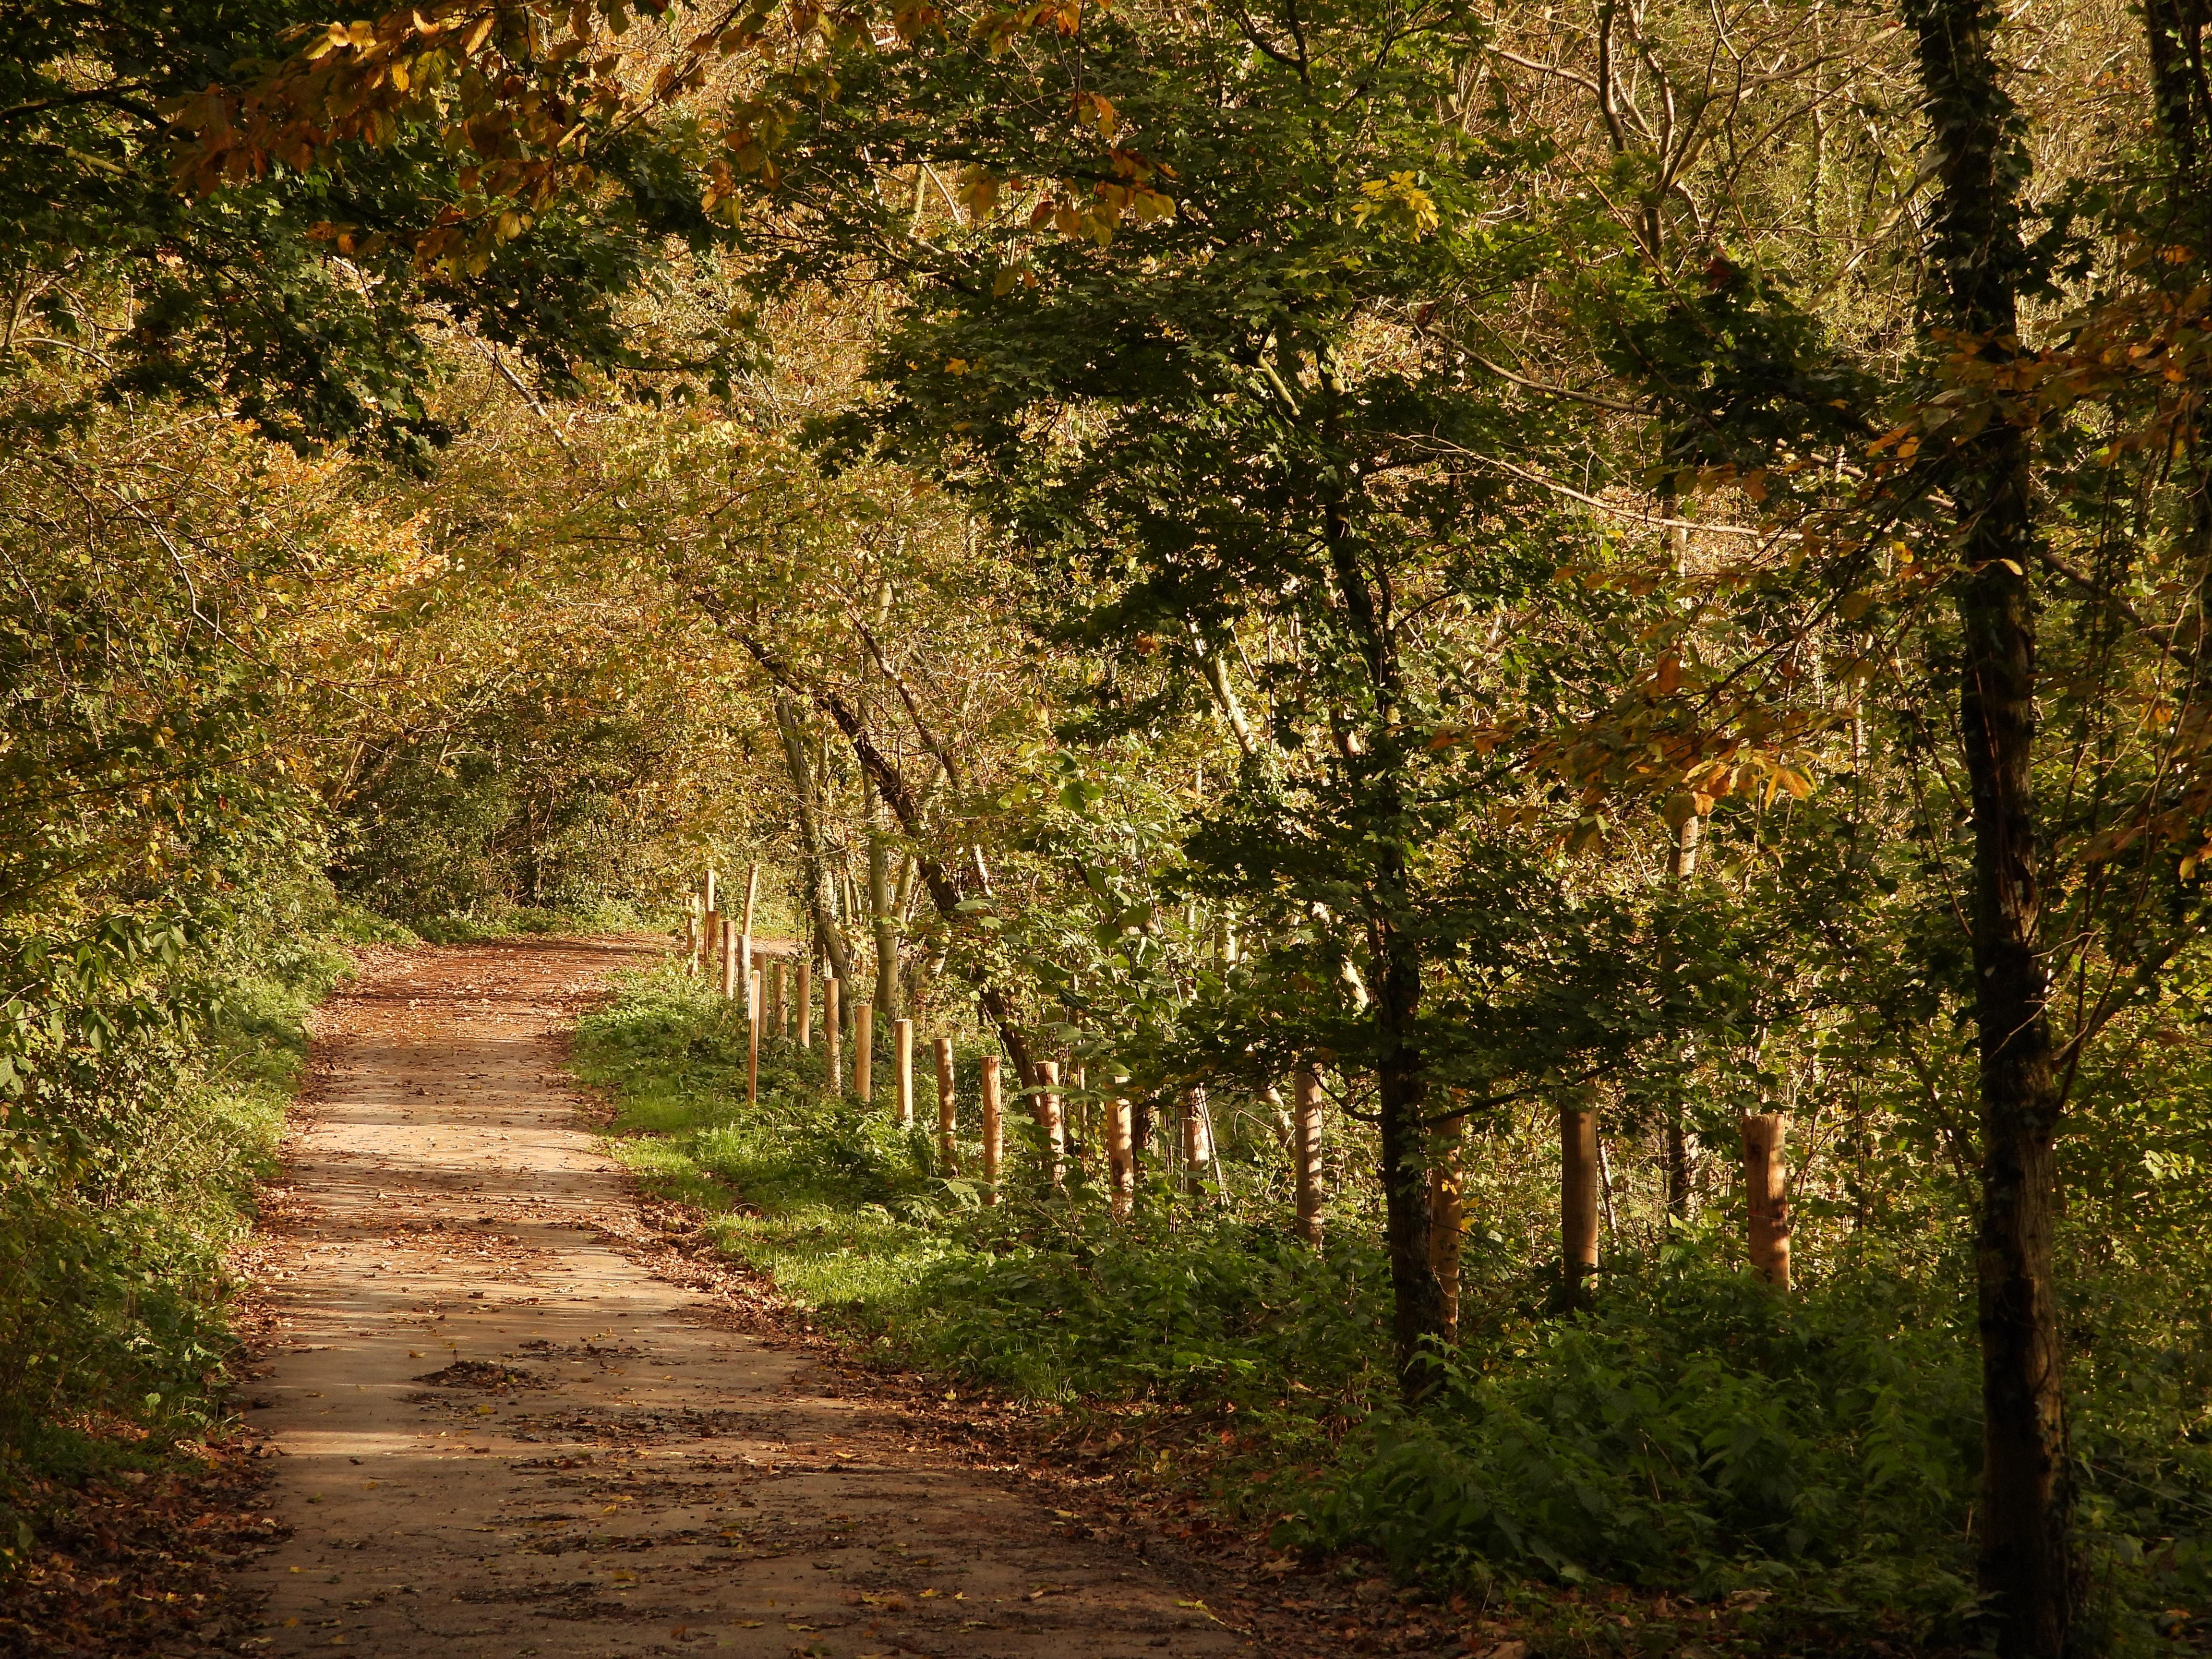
[235,937,1242,1658]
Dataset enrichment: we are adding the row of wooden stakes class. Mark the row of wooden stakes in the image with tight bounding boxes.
[682,879,1327,1236]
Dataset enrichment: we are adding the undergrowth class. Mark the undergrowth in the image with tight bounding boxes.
[0,893,396,1569]
[575,962,2212,1656]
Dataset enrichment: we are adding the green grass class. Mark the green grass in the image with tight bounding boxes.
[574,969,959,1317]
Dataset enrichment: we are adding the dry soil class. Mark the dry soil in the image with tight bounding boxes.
[233,936,1244,1659]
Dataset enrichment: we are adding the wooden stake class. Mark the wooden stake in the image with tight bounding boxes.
[738,933,755,1017]
[824,978,842,1092]
[685,897,702,976]
[796,961,813,1049]
[854,1001,874,1102]
[704,909,722,987]
[704,869,717,914]
[893,1018,914,1127]
[1293,1068,1325,1246]
[721,923,739,1001]
[979,1055,1002,1204]
[741,860,760,937]
[1741,1113,1793,1289]
[769,960,786,1038]
[1035,1059,1064,1188]
[1106,1084,1135,1221]
[1429,1113,1466,1343]
[934,1037,957,1173]
[747,969,762,1106]
[1560,1104,1601,1309]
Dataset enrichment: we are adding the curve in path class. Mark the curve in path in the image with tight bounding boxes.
[236,936,1240,1658]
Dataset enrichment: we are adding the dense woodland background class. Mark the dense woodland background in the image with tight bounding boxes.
[4,0,2212,1650]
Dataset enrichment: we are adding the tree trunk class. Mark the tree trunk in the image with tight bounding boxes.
[1106,1086,1135,1221]
[1664,814,1701,1220]
[868,775,899,1018]
[739,637,1034,1089]
[1320,489,1444,1405]
[980,1054,1003,1203]
[1182,1085,1213,1181]
[1428,1114,1465,1344]
[2145,0,2212,199]
[773,693,853,986]
[934,1036,958,1173]
[1292,1068,1326,1246]
[1740,1113,1792,1289]
[1664,1122,1693,1220]
[1558,1104,1600,1311]
[1905,0,2079,1645]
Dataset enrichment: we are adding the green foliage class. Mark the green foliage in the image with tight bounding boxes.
[1291,1269,1984,1616]
[0,883,361,1571]
[1,0,749,457]
[581,965,2212,1650]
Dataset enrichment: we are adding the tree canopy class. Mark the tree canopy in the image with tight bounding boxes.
[5,0,2212,1652]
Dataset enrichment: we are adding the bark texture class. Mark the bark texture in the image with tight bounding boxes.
[1322,491,1445,1405]
[1740,1113,1793,1290]
[1905,0,2080,1645]
[1558,1106,1600,1311]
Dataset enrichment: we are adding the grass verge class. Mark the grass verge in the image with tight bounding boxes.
[575,961,2212,1659]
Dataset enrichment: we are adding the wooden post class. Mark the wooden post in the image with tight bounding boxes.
[1293,1067,1325,1246]
[704,869,717,914]
[685,896,702,976]
[1035,1059,1064,1188]
[703,909,722,987]
[796,961,813,1049]
[979,1055,1002,1204]
[769,960,786,1039]
[741,860,760,937]
[1560,1103,1601,1310]
[893,1017,914,1127]
[1741,1113,1793,1289]
[1182,1085,1213,1180]
[721,923,740,1001]
[739,933,755,1016]
[746,969,762,1106]
[1106,1083,1135,1221]
[824,978,842,1092]
[934,1037,958,1172]
[854,1001,874,1102]
[1429,1113,1466,1343]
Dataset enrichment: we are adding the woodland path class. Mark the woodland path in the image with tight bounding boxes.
[232,937,1243,1659]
